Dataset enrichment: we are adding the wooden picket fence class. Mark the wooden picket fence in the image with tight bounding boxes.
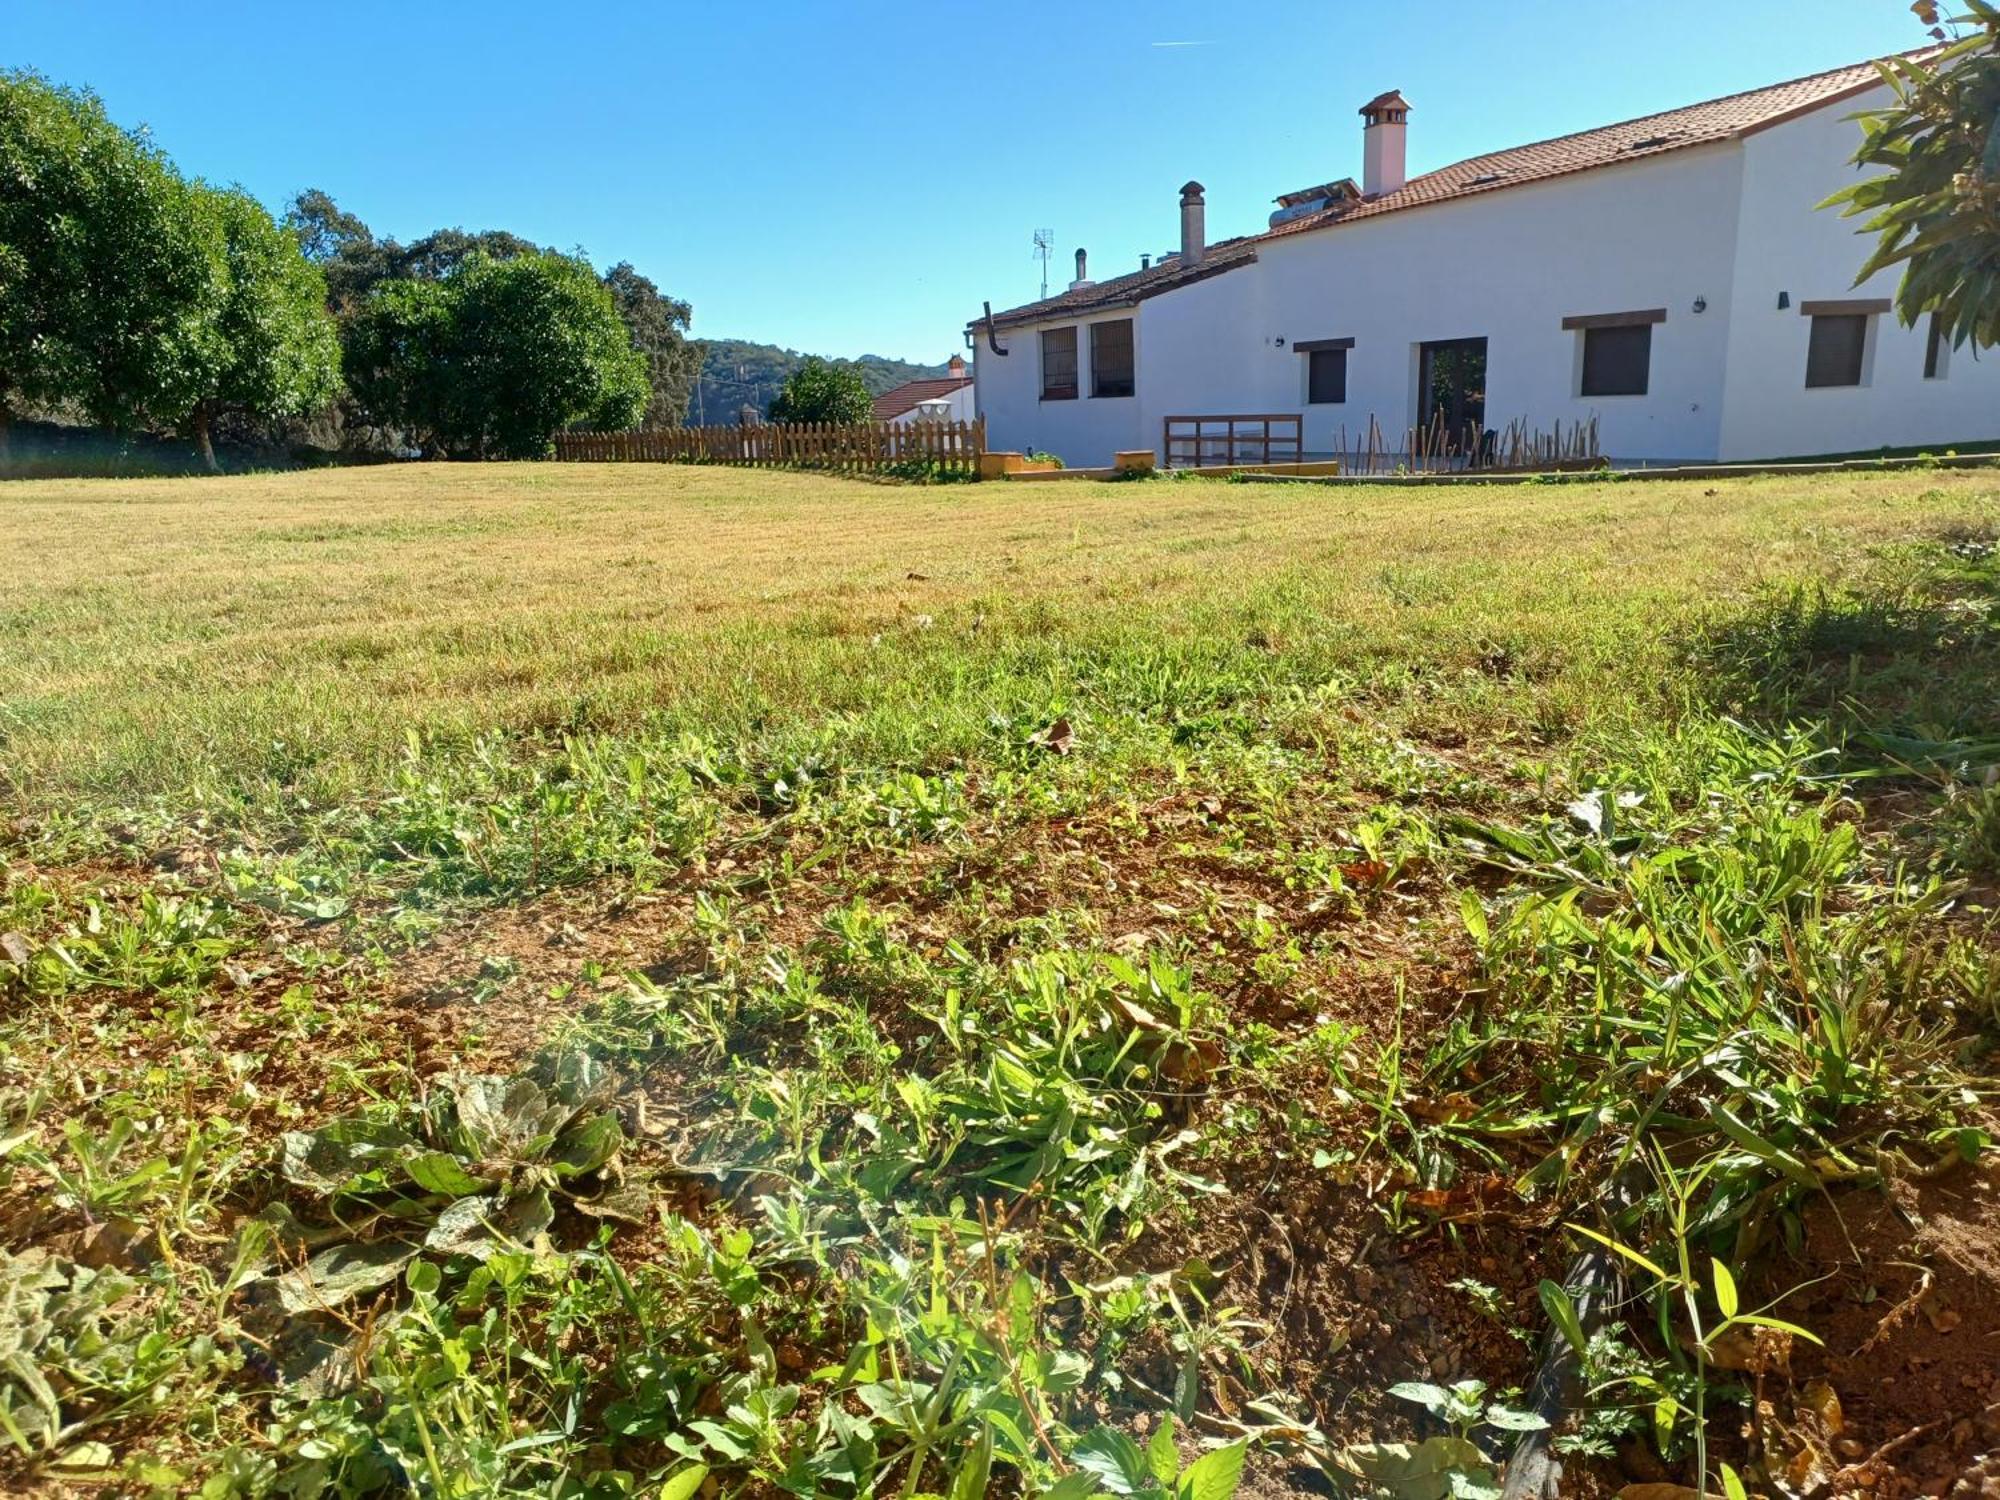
[554,418,986,475]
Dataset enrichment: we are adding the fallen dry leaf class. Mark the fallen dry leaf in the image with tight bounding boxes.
[1410,1093,1477,1124]
[1920,1296,1961,1333]
[1028,718,1075,755]
[1800,1380,1844,1437]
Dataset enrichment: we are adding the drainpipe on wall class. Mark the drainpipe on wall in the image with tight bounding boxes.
[981,302,1008,356]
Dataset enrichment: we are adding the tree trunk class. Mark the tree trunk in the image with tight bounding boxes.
[192,403,218,473]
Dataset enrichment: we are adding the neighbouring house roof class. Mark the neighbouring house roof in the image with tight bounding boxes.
[871,376,973,420]
[1265,53,1920,241]
[972,52,1918,334]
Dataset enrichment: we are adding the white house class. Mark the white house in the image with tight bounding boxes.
[872,355,977,426]
[967,54,1998,469]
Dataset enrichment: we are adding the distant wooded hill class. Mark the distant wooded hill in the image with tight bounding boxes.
[692,341,949,425]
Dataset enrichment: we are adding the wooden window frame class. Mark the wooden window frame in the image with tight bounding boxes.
[1560,308,1667,332]
[1089,319,1135,399]
[1798,298,1892,319]
[1039,326,1078,402]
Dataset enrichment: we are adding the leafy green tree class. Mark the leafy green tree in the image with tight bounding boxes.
[0,70,94,458]
[0,70,216,459]
[394,226,544,285]
[341,278,456,455]
[176,187,342,469]
[285,191,550,313]
[343,252,647,459]
[286,192,693,435]
[283,187,373,268]
[1828,3,2000,347]
[603,262,701,428]
[767,356,873,424]
[446,253,648,457]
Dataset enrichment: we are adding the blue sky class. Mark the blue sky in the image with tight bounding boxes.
[8,1,1925,364]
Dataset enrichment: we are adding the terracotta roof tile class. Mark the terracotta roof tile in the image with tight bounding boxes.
[871,376,972,421]
[973,240,1260,332]
[1265,54,1917,241]
[972,52,1923,332]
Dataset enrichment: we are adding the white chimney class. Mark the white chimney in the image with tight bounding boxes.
[1360,91,1410,198]
[1068,246,1094,290]
[1179,182,1206,267]
[947,354,967,379]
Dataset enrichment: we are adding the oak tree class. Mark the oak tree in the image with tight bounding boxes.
[343,252,648,459]
[179,187,342,469]
[767,357,873,424]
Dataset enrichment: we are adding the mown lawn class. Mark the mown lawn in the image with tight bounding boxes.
[1,463,1996,1499]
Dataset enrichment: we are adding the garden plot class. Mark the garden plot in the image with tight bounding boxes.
[1,464,1996,1497]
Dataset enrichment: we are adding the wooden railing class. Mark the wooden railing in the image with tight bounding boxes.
[1162,414,1304,469]
[555,418,985,475]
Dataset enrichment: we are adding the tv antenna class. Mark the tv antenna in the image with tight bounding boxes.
[1032,229,1054,299]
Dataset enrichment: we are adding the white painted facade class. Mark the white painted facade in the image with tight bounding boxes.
[885,382,976,427]
[971,76,1998,468]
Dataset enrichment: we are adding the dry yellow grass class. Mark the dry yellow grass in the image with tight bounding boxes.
[1,461,1994,802]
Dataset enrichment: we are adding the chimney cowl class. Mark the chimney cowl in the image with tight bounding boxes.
[1068,246,1094,291]
[1360,89,1411,122]
[1179,180,1206,267]
[947,353,967,378]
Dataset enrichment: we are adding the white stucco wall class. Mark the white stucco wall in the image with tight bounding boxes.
[973,85,2000,469]
[1228,143,1746,466]
[886,383,976,426]
[1717,83,1998,460]
[973,308,1150,462]
[979,147,1746,467]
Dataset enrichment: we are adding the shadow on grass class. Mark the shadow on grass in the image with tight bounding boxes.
[1690,527,2000,761]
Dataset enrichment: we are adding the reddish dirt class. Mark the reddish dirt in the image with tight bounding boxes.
[12,765,1997,1500]
[370,880,711,1074]
[1779,1160,2000,1499]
